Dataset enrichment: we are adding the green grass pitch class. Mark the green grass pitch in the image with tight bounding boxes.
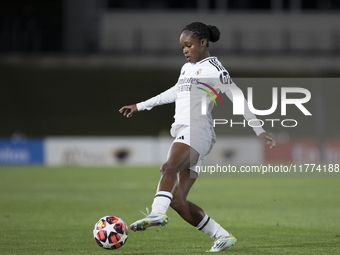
[0,166,339,254]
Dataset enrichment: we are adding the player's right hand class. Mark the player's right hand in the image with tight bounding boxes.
[119,104,138,118]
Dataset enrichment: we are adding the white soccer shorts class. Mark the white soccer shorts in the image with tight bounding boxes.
[168,124,215,173]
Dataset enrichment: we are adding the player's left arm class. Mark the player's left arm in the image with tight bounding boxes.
[258,132,276,149]
[241,97,276,149]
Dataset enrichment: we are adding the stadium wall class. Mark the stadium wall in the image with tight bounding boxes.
[44,136,263,166]
[1,137,340,166]
[1,64,339,139]
[96,12,340,74]
[100,12,340,55]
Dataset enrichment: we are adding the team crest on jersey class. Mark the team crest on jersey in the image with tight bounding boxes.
[195,69,202,75]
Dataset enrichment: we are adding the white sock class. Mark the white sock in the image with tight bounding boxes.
[196,214,230,238]
[151,191,173,214]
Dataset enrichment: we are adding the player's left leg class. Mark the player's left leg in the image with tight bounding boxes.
[170,169,237,252]
[169,168,204,226]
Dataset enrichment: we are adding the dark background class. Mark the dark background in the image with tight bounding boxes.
[1,0,339,138]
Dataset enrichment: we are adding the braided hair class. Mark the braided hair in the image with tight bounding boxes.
[182,22,220,47]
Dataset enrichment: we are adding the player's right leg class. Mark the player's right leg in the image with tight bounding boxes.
[128,210,169,231]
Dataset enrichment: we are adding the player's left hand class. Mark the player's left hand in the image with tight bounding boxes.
[259,132,276,149]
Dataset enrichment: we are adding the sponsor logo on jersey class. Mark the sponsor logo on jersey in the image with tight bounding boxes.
[177,136,184,140]
[195,69,202,75]
[176,84,192,92]
[178,77,199,85]
[176,77,199,92]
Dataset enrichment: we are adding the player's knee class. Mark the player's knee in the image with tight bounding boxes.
[161,161,181,175]
[160,163,168,175]
[170,197,185,213]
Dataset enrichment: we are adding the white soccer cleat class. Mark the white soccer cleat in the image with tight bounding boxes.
[207,234,237,252]
[129,212,169,231]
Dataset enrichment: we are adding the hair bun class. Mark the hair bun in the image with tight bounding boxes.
[207,25,220,42]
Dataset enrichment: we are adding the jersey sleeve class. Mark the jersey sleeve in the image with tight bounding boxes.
[223,83,266,136]
[201,58,265,136]
[136,85,177,111]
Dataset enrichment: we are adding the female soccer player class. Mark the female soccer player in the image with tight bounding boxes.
[119,22,276,252]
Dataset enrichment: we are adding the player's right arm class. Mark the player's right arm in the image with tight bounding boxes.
[119,86,177,118]
[119,104,138,118]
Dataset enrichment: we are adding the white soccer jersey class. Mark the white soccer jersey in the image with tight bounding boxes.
[136,57,265,136]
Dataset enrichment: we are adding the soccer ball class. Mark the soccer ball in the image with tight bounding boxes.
[93,215,128,250]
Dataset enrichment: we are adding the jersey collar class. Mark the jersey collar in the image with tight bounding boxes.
[197,56,217,65]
